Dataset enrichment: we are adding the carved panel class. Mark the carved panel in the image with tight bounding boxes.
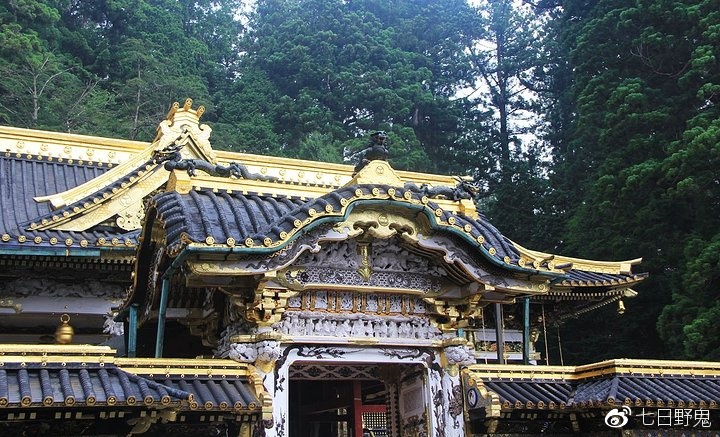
[279,266,441,293]
[274,310,441,340]
[295,239,447,275]
[289,364,380,380]
[1,278,126,299]
[284,291,427,315]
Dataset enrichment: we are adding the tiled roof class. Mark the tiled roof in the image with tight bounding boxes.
[557,270,648,288]
[151,183,522,268]
[146,376,260,412]
[149,183,650,288]
[467,361,720,412]
[483,379,573,409]
[0,362,190,408]
[573,376,720,408]
[0,361,261,413]
[0,155,139,252]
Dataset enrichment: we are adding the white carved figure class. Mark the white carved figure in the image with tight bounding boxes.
[277,315,292,335]
[289,315,300,334]
[322,319,332,335]
[377,321,389,338]
[256,340,281,363]
[444,345,476,366]
[398,322,412,338]
[388,321,399,338]
[415,322,429,339]
[103,313,124,336]
[351,319,365,337]
[337,320,351,337]
[228,343,258,363]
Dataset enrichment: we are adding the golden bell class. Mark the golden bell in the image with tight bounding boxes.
[54,313,74,344]
[617,300,626,315]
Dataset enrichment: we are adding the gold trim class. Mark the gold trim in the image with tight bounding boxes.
[466,358,720,380]
[512,242,642,275]
[116,357,254,377]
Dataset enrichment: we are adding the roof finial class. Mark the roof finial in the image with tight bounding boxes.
[166,98,205,124]
[351,131,389,175]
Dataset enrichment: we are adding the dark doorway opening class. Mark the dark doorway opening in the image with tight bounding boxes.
[289,377,389,437]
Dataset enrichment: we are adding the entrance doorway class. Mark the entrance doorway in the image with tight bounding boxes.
[288,363,411,437]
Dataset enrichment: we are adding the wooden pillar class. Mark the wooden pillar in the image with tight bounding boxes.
[353,380,363,437]
[494,303,505,364]
[522,297,530,365]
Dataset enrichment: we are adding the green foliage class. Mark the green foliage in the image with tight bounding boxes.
[234,0,479,172]
[548,0,720,361]
[0,0,243,137]
[466,0,554,249]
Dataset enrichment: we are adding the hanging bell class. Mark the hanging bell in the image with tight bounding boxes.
[54,313,74,344]
[617,300,626,315]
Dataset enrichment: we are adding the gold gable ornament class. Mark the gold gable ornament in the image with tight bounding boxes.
[29,98,219,233]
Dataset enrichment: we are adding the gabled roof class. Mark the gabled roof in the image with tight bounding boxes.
[150,182,522,269]
[0,150,140,253]
[143,169,645,297]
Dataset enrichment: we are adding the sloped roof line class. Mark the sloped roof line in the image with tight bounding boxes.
[149,183,545,278]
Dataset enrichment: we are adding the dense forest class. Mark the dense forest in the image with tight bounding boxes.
[1,0,718,363]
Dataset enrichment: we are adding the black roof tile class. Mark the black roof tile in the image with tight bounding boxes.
[574,376,720,407]
[150,183,523,268]
[0,360,261,413]
[0,362,190,408]
[0,155,139,252]
[484,379,573,408]
[477,375,720,411]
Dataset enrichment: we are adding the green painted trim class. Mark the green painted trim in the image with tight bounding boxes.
[0,247,103,256]
[154,277,170,358]
[495,303,506,365]
[128,304,138,358]
[155,248,190,358]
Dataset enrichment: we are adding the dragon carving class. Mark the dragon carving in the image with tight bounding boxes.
[404,176,480,201]
[154,142,278,181]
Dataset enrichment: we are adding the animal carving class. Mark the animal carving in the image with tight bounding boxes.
[404,176,480,201]
[154,143,278,181]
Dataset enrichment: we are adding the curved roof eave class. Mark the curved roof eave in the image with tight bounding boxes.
[150,185,559,279]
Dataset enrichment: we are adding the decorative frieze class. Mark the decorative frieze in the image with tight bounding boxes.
[288,364,380,380]
[286,291,428,315]
[1,278,126,299]
[274,310,441,340]
[282,266,441,292]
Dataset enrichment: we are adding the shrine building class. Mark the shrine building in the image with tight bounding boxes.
[0,100,718,436]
